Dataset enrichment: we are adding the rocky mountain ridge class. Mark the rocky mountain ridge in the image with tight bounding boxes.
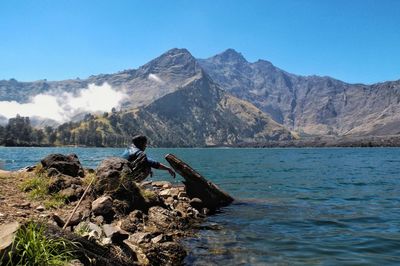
[199,49,400,136]
[1,48,400,140]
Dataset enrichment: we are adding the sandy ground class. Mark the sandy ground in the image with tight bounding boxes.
[0,171,50,225]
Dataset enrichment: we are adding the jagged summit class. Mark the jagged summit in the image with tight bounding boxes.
[134,47,202,86]
[209,48,248,64]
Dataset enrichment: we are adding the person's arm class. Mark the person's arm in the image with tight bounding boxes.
[147,157,176,178]
[157,163,176,178]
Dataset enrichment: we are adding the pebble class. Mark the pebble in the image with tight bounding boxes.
[162,183,171,189]
[11,202,30,208]
[16,211,28,217]
[36,205,46,212]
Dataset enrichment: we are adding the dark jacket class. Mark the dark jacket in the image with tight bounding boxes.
[122,145,160,169]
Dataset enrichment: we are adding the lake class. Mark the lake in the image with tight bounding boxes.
[1,147,400,265]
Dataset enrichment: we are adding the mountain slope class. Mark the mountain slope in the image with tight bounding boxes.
[62,73,294,147]
[0,48,202,108]
[198,49,400,136]
[133,73,293,146]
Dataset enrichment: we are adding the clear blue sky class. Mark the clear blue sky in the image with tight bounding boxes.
[0,0,399,84]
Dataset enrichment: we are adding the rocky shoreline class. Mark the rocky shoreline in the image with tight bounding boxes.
[0,153,233,265]
[233,135,400,148]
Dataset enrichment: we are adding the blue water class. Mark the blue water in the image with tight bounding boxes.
[1,147,400,265]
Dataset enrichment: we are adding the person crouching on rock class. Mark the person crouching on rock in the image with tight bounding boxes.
[122,135,176,179]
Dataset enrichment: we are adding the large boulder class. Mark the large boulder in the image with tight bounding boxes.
[91,196,113,216]
[94,157,148,214]
[41,154,84,178]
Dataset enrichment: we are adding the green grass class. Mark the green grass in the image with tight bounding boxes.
[43,193,67,209]
[140,188,158,201]
[19,174,67,209]
[82,171,97,187]
[2,222,77,266]
[19,175,49,198]
[74,222,91,237]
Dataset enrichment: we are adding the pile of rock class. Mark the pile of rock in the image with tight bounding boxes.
[41,153,86,202]
[1,153,234,266]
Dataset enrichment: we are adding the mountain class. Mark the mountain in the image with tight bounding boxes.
[30,116,60,128]
[2,48,400,141]
[133,73,293,146]
[198,49,400,136]
[64,73,293,147]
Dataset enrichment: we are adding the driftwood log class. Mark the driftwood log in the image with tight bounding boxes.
[165,154,234,211]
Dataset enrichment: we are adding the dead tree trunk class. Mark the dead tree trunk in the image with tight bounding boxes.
[165,154,234,211]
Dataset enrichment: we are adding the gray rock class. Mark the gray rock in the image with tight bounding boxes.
[189,198,204,210]
[48,175,82,193]
[11,202,30,209]
[102,224,129,244]
[152,181,172,188]
[91,196,113,216]
[0,222,20,258]
[36,205,45,212]
[151,234,173,244]
[159,189,171,197]
[41,153,84,177]
[129,232,153,244]
[93,215,104,225]
[59,187,79,201]
[145,241,187,266]
[162,183,172,189]
[76,222,103,240]
[147,206,186,230]
[201,208,210,215]
[68,259,85,266]
[123,239,150,265]
[120,210,144,233]
[178,191,187,198]
[101,237,112,246]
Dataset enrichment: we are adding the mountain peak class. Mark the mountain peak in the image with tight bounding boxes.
[216,48,248,63]
[141,48,199,74]
[164,48,192,56]
[156,48,196,64]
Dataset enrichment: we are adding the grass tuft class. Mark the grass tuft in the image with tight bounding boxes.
[2,221,77,266]
[19,174,66,209]
[140,188,158,201]
[74,222,91,237]
[82,171,97,187]
[19,175,49,197]
[34,163,46,175]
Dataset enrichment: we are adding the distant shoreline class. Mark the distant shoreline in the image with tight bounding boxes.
[2,135,400,148]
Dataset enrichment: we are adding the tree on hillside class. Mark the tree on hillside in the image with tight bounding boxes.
[0,125,4,144]
[4,115,33,145]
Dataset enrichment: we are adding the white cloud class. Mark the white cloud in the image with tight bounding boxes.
[0,83,127,123]
[148,73,164,84]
